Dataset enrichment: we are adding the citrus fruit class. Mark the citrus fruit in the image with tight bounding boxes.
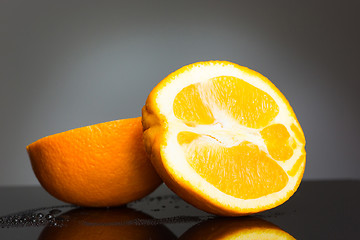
[39,207,176,240]
[179,217,295,240]
[27,117,162,207]
[142,61,306,216]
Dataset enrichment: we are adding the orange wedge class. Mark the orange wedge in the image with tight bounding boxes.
[27,117,162,207]
[142,61,306,215]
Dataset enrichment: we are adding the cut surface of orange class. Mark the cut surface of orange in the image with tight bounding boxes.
[27,117,162,207]
[142,61,306,215]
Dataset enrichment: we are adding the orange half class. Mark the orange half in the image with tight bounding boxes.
[142,61,306,215]
[27,117,162,207]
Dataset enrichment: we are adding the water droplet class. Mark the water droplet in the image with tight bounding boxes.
[49,209,61,215]
[54,217,64,222]
[37,213,44,219]
[45,214,54,220]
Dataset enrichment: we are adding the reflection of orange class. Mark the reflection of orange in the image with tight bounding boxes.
[143,61,306,215]
[27,117,162,207]
[38,208,176,240]
[179,217,295,240]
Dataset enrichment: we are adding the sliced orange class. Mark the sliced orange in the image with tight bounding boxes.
[142,61,306,216]
[27,117,162,207]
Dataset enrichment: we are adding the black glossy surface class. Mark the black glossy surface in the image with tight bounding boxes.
[0,180,359,239]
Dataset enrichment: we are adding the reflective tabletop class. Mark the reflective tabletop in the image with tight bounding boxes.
[0,180,359,239]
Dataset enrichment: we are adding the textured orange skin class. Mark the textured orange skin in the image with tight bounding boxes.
[27,117,162,207]
[142,61,306,216]
[38,208,176,240]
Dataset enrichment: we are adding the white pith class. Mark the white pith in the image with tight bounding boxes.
[155,62,305,211]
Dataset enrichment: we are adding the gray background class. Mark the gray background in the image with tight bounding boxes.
[1,0,359,186]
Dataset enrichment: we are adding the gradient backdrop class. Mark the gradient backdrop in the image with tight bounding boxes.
[1,0,359,186]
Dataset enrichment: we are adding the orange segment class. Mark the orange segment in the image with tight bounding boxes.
[288,154,306,177]
[173,84,215,125]
[291,123,306,144]
[183,141,288,199]
[261,124,294,161]
[173,76,279,128]
[27,117,162,207]
[208,76,279,128]
[177,131,201,145]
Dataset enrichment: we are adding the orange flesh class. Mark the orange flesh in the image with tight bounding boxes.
[261,124,294,161]
[173,76,299,199]
[288,154,306,177]
[177,131,201,145]
[180,137,288,199]
[173,84,215,125]
[173,76,279,128]
[291,124,306,144]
